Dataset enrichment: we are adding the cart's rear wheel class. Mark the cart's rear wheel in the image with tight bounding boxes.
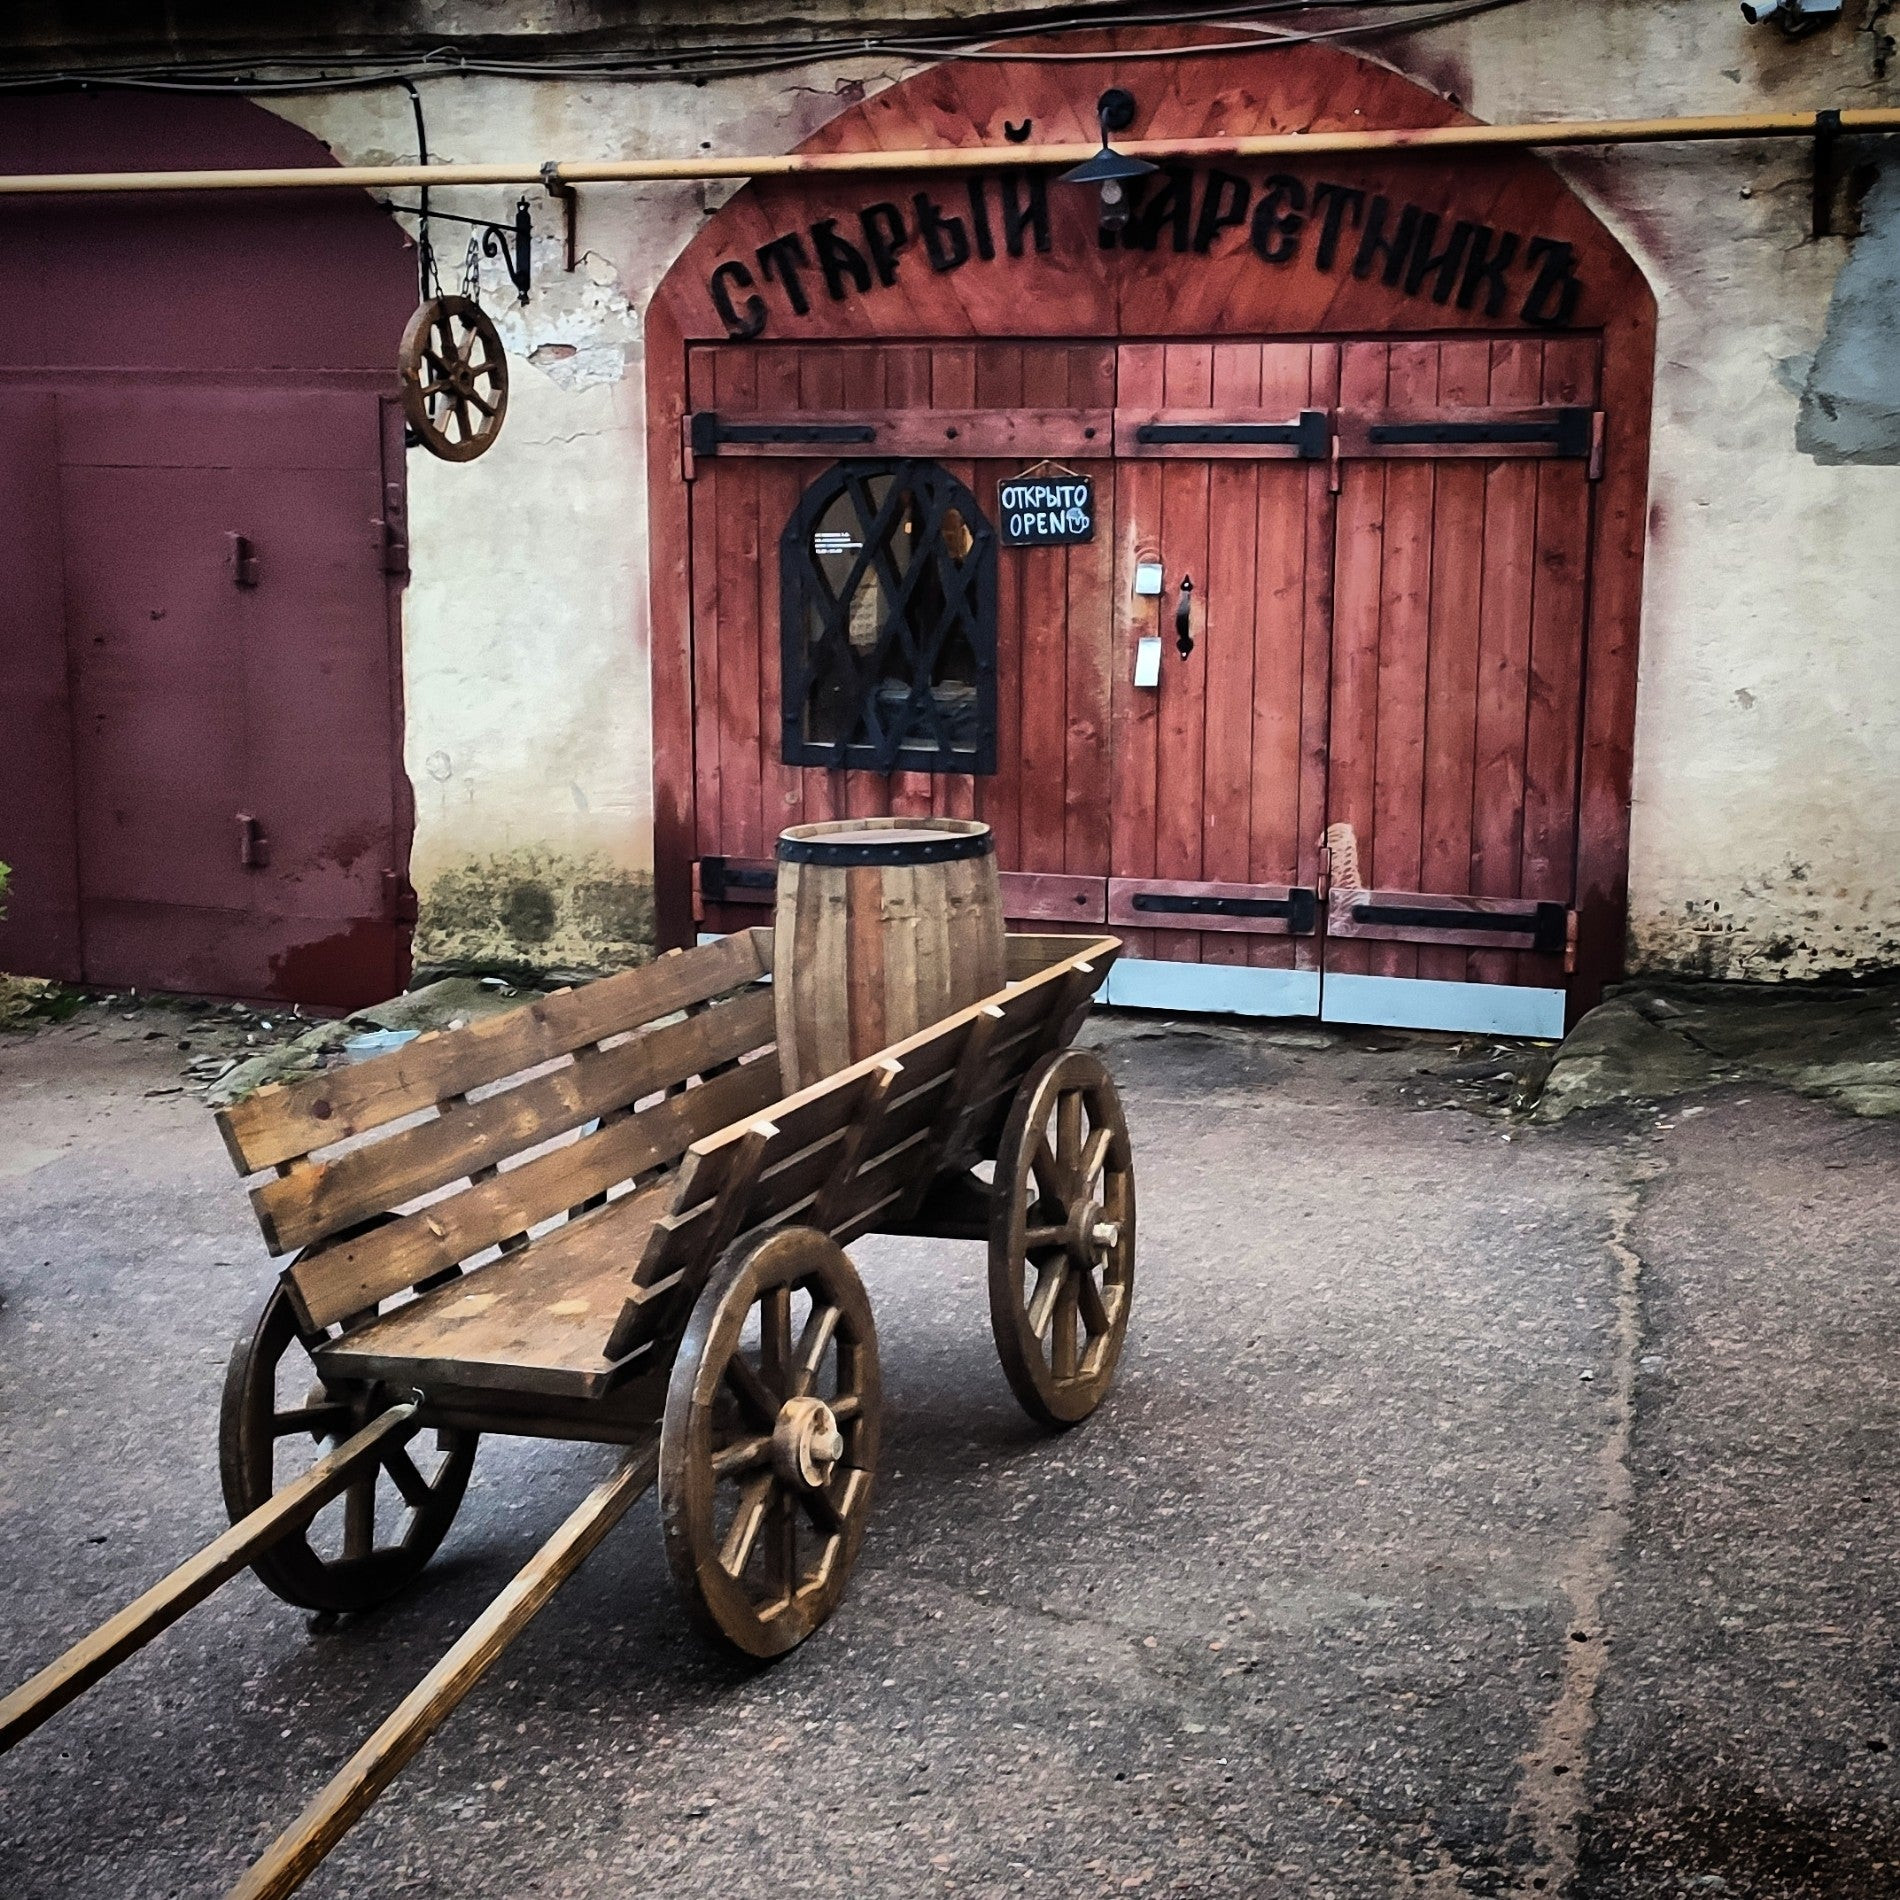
[660,1227,880,1660]
[989,1047,1136,1428]
[220,1280,477,1614]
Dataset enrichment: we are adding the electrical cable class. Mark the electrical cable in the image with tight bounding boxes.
[0,0,1533,95]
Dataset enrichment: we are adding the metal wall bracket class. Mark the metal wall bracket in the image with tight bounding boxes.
[541,162,579,271]
[381,195,535,302]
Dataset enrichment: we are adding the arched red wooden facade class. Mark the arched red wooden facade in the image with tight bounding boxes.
[0,95,417,1010]
[647,31,1655,1034]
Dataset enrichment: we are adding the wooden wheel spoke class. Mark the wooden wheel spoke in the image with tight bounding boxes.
[1078,1125,1114,1194]
[1023,1224,1067,1251]
[712,1433,772,1478]
[790,1302,841,1398]
[830,1392,862,1423]
[760,1287,793,1393]
[1026,1258,1069,1341]
[1057,1089,1085,1175]
[1051,1272,1082,1381]
[1030,1132,1067,1203]
[719,1474,774,1578]
[1075,1264,1112,1339]
[381,1441,434,1511]
[724,1352,780,1429]
[763,1487,797,1603]
[342,1475,377,1561]
[465,389,497,419]
[272,1401,353,1439]
[797,1479,847,1536]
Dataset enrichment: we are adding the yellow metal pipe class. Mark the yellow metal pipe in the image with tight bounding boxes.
[0,107,1891,197]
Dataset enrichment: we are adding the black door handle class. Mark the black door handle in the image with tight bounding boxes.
[1174,574,1195,659]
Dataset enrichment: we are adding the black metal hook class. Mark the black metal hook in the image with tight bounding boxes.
[1003,118,1033,143]
[1175,574,1195,660]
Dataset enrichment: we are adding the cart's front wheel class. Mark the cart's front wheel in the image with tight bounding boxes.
[220,1280,477,1614]
[989,1047,1136,1428]
[660,1227,880,1660]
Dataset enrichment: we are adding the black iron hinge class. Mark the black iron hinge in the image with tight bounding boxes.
[689,412,879,459]
[1367,408,1595,457]
[1136,410,1330,458]
[1131,887,1320,933]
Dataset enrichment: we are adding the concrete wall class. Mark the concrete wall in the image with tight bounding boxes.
[273,0,1900,982]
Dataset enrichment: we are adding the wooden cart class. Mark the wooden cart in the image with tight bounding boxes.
[209,924,1133,1656]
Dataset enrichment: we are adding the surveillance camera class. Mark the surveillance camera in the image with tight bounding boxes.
[1739,0,1781,20]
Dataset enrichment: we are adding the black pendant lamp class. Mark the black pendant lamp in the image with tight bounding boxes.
[1060,88,1157,234]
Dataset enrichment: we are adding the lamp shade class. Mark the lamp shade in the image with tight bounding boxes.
[1059,145,1159,187]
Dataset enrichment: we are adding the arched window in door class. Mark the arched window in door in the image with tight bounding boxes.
[780,459,997,774]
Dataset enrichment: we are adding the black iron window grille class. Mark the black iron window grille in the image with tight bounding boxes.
[780,459,998,774]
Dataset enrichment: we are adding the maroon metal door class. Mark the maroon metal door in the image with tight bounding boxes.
[0,392,83,981]
[53,388,409,1008]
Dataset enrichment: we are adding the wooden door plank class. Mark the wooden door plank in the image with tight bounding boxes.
[1153,342,1215,965]
[1293,343,1341,979]
[1518,334,1600,987]
[1369,341,1439,983]
[1064,344,1117,884]
[756,348,807,845]
[796,346,847,827]
[1469,339,1545,985]
[881,345,939,822]
[1416,339,1492,986]
[1018,345,1072,881]
[1200,343,1264,969]
[1110,343,1164,958]
[934,344,982,823]
[712,350,766,861]
[1322,342,1391,980]
[1246,343,1316,972]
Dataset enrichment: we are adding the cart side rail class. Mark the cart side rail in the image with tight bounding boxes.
[603,934,1118,1363]
[214,931,778,1332]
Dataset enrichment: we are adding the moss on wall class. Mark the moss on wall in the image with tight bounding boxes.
[416,849,655,978]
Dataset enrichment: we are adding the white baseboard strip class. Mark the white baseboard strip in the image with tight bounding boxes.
[1104,958,1321,1019]
[1319,972,1566,1039]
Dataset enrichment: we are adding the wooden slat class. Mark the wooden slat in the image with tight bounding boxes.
[287,1055,782,1332]
[714,350,766,861]
[217,934,767,1173]
[1111,344,1163,961]
[227,1447,656,1900]
[312,1186,677,1398]
[253,988,777,1257]
[695,406,1112,460]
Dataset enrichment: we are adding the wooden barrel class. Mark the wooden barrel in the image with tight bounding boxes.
[774,817,1006,1088]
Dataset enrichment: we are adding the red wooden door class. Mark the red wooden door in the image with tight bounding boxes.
[1106,341,1337,1012]
[56,388,409,1008]
[685,340,1115,938]
[1320,337,1599,1038]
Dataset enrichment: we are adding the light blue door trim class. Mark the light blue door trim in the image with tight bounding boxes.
[1319,972,1566,1039]
[1104,958,1321,1019]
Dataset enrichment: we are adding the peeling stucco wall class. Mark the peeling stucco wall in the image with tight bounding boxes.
[273,0,1900,983]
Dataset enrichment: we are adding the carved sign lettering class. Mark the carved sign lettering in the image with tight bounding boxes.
[707,165,1584,340]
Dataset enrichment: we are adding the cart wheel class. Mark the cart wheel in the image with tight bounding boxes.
[989,1047,1136,1428]
[220,1280,477,1614]
[660,1227,880,1660]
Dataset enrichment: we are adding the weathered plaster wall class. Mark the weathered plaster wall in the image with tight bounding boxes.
[278,0,1900,981]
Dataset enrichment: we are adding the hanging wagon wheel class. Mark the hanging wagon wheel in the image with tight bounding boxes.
[660,1227,881,1660]
[220,1277,477,1614]
[988,1047,1137,1429]
[398,294,509,463]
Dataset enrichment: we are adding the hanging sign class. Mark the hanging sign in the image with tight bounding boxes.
[997,473,1095,548]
